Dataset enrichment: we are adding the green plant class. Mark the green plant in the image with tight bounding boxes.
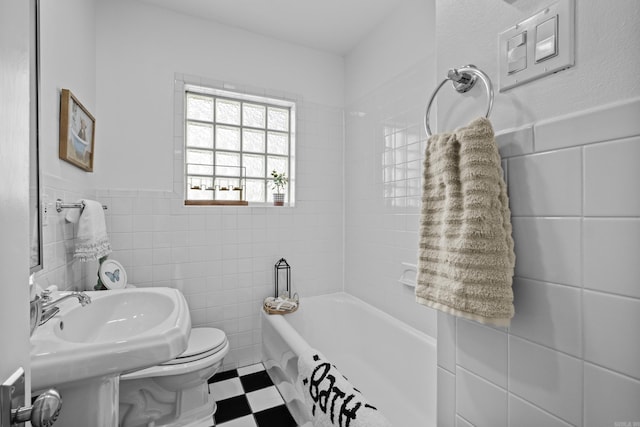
[271,170,288,194]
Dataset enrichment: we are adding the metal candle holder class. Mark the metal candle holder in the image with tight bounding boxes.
[274,258,291,298]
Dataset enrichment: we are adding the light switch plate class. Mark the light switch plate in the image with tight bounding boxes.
[498,0,574,91]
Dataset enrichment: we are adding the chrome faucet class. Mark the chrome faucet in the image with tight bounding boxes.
[39,291,92,326]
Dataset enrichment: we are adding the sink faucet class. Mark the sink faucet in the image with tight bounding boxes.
[39,291,92,326]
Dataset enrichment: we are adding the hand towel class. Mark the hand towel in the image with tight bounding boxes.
[416,117,515,326]
[65,199,112,261]
[297,348,392,427]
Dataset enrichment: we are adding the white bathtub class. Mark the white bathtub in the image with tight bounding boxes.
[261,292,436,426]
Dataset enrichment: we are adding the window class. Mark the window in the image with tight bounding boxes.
[183,85,295,206]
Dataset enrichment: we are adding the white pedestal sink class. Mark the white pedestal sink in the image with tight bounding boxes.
[30,287,191,427]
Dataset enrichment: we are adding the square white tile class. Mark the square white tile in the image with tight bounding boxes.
[508,394,573,427]
[510,278,581,357]
[583,290,640,379]
[456,367,507,427]
[509,336,582,425]
[507,148,582,216]
[511,218,581,286]
[584,363,640,427]
[438,367,455,427]
[246,386,284,413]
[584,219,640,298]
[210,378,244,401]
[584,137,640,216]
[456,320,508,388]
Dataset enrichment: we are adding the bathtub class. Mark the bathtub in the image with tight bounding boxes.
[261,292,436,426]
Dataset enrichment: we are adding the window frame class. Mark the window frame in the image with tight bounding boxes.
[183,84,296,207]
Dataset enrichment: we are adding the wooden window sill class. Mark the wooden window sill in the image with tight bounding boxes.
[184,200,249,206]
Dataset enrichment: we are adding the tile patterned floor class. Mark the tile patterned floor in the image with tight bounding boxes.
[209,363,298,427]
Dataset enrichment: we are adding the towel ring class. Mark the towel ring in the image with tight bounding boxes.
[424,65,494,138]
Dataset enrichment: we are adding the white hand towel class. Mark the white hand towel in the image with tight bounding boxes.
[65,199,112,261]
[297,349,392,427]
[416,117,515,326]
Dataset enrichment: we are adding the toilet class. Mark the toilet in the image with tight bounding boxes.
[119,327,230,427]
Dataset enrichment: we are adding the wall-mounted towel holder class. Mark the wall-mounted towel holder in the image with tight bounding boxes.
[398,262,417,288]
[424,64,494,137]
[55,199,108,213]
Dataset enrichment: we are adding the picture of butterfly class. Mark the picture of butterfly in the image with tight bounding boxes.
[105,269,120,283]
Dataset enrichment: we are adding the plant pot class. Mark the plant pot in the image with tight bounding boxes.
[273,193,285,206]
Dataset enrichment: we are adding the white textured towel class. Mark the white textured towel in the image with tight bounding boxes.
[416,117,515,326]
[297,349,392,427]
[65,199,112,261]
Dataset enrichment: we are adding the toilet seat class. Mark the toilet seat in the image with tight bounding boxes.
[162,327,227,365]
[121,327,229,380]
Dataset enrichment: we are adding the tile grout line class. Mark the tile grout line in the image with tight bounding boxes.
[580,144,586,427]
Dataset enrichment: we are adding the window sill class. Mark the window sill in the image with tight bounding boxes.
[184,200,249,206]
[184,200,294,208]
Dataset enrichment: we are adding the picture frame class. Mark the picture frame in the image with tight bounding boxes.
[59,88,96,172]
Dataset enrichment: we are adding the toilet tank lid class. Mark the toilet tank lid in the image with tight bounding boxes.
[178,327,227,359]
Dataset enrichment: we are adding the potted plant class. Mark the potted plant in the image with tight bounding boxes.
[271,170,287,206]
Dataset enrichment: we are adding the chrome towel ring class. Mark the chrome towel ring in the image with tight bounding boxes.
[424,64,494,138]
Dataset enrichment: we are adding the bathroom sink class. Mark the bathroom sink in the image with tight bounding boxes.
[30,287,191,391]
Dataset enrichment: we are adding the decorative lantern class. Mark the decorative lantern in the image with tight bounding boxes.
[274,258,291,298]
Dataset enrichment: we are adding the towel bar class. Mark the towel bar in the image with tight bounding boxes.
[424,64,494,137]
[55,198,108,213]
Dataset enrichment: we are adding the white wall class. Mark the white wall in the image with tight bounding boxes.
[435,0,640,132]
[39,0,97,185]
[344,0,436,105]
[0,0,33,397]
[344,0,438,338]
[95,0,344,191]
[35,0,98,291]
[435,1,640,426]
[94,0,345,369]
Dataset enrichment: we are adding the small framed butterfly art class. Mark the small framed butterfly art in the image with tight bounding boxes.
[99,259,128,289]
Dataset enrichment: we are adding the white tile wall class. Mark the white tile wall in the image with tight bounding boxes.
[508,394,573,427]
[583,218,640,298]
[510,277,581,357]
[438,367,456,427]
[34,174,96,292]
[437,310,457,373]
[344,59,437,339]
[511,217,581,285]
[583,363,640,427]
[509,336,582,426]
[495,125,534,157]
[534,98,640,152]
[508,148,582,216]
[437,98,640,427]
[583,290,640,379]
[456,367,507,427]
[584,136,640,216]
[456,320,508,388]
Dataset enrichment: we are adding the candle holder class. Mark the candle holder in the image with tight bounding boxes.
[274,258,291,298]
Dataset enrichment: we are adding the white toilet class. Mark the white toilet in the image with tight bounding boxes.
[119,327,230,427]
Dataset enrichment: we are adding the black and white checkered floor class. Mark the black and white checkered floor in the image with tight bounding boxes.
[208,363,297,427]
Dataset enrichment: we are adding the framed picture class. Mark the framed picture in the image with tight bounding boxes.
[59,88,96,172]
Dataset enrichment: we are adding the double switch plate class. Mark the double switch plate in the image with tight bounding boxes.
[499,0,575,91]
